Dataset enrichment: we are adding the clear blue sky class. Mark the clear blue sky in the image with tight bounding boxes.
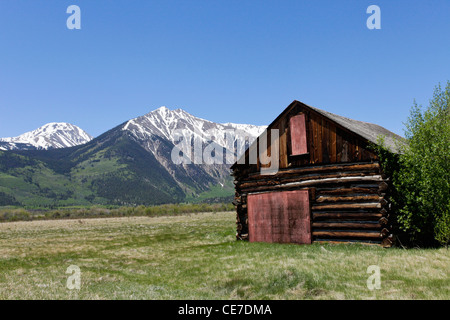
[1,0,449,138]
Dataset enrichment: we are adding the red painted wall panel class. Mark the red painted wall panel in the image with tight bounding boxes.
[247,190,311,244]
[290,114,308,155]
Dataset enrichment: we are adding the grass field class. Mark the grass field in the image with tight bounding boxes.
[0,211,448,300]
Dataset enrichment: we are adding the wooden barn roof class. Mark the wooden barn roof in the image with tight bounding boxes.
[304,102,405,153]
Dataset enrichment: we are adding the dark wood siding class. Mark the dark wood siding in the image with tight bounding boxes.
[237,103,378,176]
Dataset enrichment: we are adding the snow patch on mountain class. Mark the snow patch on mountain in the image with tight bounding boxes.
[122,106,266,159]
[0,122,93,150]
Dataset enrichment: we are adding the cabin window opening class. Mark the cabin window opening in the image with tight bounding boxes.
[289,114,308,155]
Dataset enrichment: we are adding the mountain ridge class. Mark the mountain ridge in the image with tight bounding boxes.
[0,122,93,151]
[0,107,266,207]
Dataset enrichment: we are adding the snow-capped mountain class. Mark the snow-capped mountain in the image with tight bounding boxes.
[0,122,93,151]
[119,106,266,195]
[123,106,266,160]
[0,107,267,206]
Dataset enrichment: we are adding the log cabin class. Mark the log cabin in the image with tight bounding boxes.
[231,100,404,247]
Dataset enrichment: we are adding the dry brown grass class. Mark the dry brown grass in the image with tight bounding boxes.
[0,212,449,299]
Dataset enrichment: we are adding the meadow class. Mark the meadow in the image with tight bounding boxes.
[0,211,448,300]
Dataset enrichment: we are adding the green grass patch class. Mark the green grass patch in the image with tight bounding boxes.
[186,181,234,203]
[0,212,448,300]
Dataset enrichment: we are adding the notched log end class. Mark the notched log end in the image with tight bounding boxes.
[381,234,395,248]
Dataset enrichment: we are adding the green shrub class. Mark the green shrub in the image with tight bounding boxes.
[374,82,450,247]
[0,209,32,222]
[0,202,235,223]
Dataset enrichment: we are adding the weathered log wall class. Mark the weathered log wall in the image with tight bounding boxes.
[232,162,395,247]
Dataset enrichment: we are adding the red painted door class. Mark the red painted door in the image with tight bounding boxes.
[247,190,311,244]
